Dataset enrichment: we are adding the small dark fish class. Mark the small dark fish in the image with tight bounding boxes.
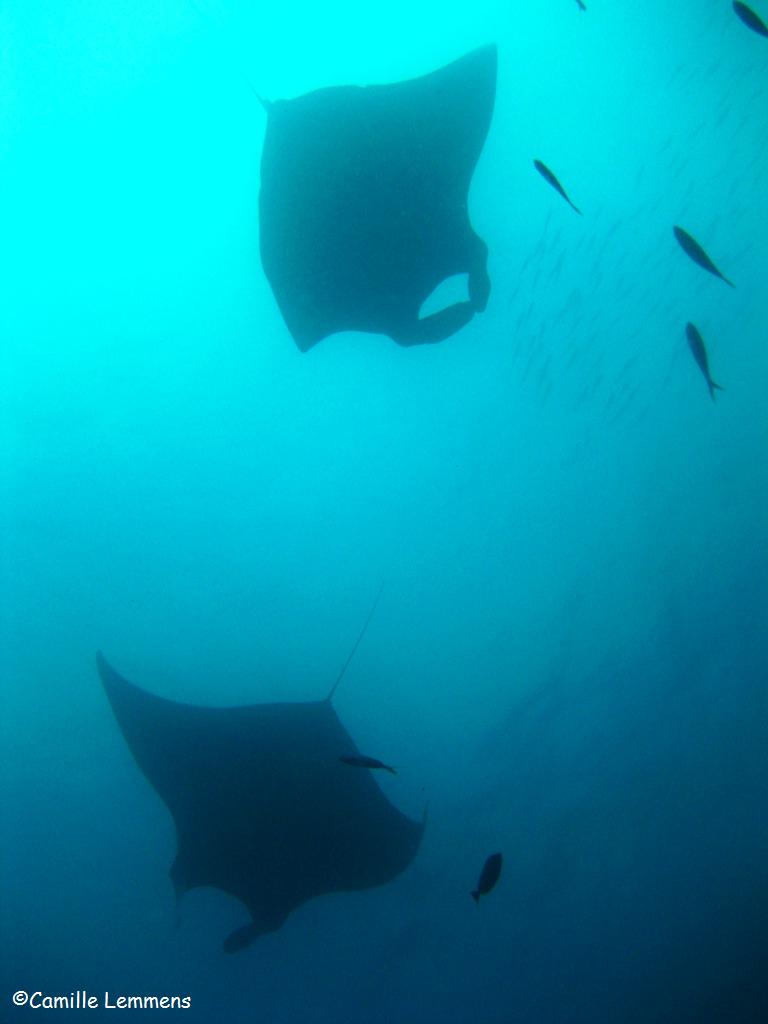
[471,852,502,903]
[733,2,768,37]
[340,755,397,775]
[686,323,724,401]
[533,160,581,215]
[673,226,735,288]
[575,0,587,10]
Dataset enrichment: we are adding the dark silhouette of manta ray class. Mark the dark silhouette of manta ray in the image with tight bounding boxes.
[97,628,424,952]
[258,45,497,351]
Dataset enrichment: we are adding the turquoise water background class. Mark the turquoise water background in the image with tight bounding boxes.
[2,0,767,1020]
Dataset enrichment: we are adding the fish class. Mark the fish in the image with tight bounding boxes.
[673,226,735,288]
[533,160,581,214]
[733,2,768,37]
[340,755,397,775]
[471,852,503,903]
[686,323,724,401]
[575,0,587,10]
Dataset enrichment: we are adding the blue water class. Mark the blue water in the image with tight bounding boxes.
[2,0,767,1020]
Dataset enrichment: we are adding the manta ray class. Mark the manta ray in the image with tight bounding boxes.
[258,45,497,350]
[98,618,424,952]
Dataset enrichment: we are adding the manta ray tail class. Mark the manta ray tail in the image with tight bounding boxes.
[326,582,385,701]
[187,0,267,108]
